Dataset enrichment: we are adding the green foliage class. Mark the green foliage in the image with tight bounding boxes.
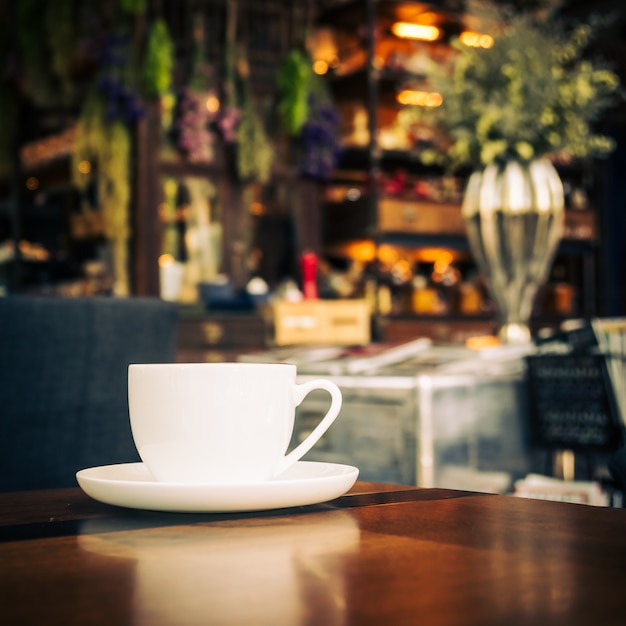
[400,4,622,170]
[45,0,77,102]
[119,0,146,15]
[224,42,275,184]
[17,0,56,106]
[236,98,274,184]
[142,19,174,99]
[72,90,131,293]
[72,92,131,241]
[277,49,314,135]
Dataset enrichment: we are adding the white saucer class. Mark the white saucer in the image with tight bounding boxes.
[76,461,359,513]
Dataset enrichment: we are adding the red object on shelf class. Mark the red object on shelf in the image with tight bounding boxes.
[301,251,319,300]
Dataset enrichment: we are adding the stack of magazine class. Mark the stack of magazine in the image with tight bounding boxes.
[590,318,626,426]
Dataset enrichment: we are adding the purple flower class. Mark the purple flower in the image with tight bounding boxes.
[173,88,219,161]
[218,106,241,143]
[299,101,342,180]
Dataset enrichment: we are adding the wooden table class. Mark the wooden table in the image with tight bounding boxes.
[1,483,625,626]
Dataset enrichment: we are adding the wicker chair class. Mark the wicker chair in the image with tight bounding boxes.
[0,296,178,491]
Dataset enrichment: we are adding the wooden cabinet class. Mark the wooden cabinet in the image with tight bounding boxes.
[176,307,269,363]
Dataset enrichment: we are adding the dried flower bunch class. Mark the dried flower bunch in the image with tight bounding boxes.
[400,2,622,170]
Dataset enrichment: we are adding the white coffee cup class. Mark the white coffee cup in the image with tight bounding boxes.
[128,362,342,484]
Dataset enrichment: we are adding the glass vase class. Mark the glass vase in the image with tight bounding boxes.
[462,158,565,344]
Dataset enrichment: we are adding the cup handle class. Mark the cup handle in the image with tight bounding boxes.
[272,379,342,477]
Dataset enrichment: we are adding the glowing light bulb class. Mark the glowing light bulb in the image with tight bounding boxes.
[391,22,441,42]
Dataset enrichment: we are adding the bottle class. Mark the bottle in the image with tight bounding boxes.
[412,275,437,314]
[301,250,318,300]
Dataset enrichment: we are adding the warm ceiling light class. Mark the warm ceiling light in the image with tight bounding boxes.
[459,31,494,48]
[378,244,400,265]
[77,159,91,174]
[397,89,443,107]
[313,59,329,75]
[433,250,454,273]
[466,335,500,349]
[249,201,265,216]
[391,22,441,41]
[158,254,175,267]
[344,240,376,263]
[415,247,460,263]
[206,95,220,114]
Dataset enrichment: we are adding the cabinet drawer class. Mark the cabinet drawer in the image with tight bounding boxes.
[177,315,267,349]
[378,198,466,235]
[563,210,596,240]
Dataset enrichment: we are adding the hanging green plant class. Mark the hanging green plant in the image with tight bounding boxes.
[13,0,82,107]
[98,120,131,244]
[277,49,313,136]
[73,91,132,295]
[119,0,146,15]
[220,41,274,183]
[236,98,274,184]
[72,93,105,191]
[142,18,174,99]
[17,0,58,107]
[237,76,274,183]
[45,0,77,103]
[275,48,342,179]
[100,119,132,296]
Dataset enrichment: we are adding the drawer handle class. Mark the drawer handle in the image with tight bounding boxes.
[402,206,417,223]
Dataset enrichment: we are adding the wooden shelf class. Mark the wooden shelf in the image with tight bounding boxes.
[324,191,597,246]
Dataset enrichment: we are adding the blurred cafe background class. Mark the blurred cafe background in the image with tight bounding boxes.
[2,0,626,501]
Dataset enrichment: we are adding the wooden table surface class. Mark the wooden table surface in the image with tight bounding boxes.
[1,482,625,626]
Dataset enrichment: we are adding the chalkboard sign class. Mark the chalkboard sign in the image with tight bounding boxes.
[526,354,625,452]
